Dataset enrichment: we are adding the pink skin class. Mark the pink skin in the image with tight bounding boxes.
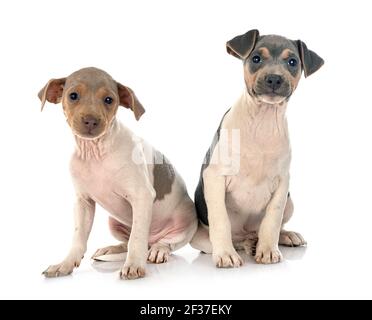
[109,209,197,247]
[70,134,197,256]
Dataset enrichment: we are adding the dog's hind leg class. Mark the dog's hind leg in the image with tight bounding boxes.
[148,219,198,264]
[147,242,172,264]
[279,195,307,247]
[92,217,129,261]
[190,223,213,254]
[148,197,198,263]
[92,243,128,260]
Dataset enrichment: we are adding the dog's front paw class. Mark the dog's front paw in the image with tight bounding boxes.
[255,245,282,264]
[213,249,243,268]
[42,259,80,278]
[120,262,146,280]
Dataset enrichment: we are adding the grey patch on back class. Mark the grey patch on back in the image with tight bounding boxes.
[194,109,230,225]
[153,151,176,201]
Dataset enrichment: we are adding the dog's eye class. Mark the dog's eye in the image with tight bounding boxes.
[288,58,298,67]
[104,97,113,105]
[252,55,261,64]
[69,92,79,101]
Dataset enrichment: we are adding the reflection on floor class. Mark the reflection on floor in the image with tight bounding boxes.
[91,246,307,276]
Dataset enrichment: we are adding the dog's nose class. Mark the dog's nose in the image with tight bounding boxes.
[265,74,283,91]
[82,115,100,131]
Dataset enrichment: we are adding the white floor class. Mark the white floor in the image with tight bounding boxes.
[1,0,372,301]
[2,233,371,300]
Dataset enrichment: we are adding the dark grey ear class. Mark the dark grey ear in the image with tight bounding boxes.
[226,29,259,60]
[296,40,324,77]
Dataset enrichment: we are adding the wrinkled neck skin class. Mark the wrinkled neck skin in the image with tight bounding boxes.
[74,119,119,161]
[237,90,289,139]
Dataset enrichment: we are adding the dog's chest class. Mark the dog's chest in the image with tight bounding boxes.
[70,156,132,219]
[225,137,290,216]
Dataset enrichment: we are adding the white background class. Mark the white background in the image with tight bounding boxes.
[0,0,371,300]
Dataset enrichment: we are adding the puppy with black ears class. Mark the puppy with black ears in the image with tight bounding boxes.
[191,29,324,267]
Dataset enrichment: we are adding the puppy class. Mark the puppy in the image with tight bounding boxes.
[39,67,197,279]
[191,29,324,267]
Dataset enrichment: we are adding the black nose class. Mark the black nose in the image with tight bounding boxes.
[265,74,283,91]
[82,115,100,131]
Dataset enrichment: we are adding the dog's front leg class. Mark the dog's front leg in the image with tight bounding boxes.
[204,168,243,268]
[255,176,289,264]
[120,189,155,280]
[43,196,95,277]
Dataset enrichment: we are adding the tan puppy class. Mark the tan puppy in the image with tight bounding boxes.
[39,67,197,279]
[191,30,324,267]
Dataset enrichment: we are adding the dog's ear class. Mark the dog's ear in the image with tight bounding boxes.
[226,29,259,60]
[296,40,324,78]
[117,83,145,121]
[38,78,66,111]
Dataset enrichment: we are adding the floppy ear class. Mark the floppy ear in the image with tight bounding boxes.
[38,78,66,111]
[117,83,145,121]
[296,40,324,78]
[226,29,259,60]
